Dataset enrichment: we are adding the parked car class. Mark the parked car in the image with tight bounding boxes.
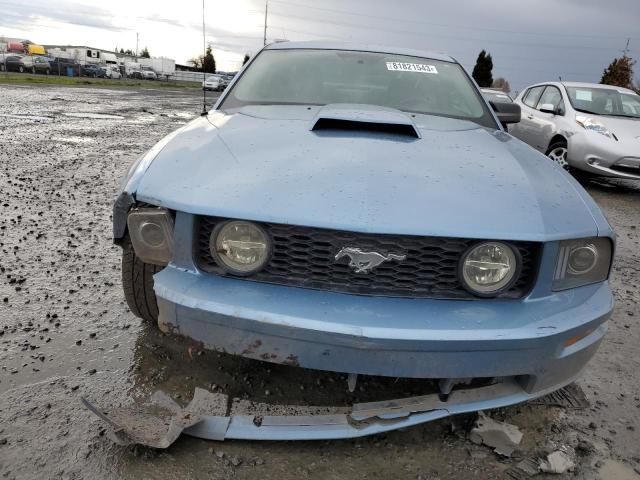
[129,67,157,80]
[113,42,614,438]
[511,82,640,178]
[49,58,80,76]
[81,64,106,78]
[481,88,513,103]
[140,66,157,80]
[0,54,49,74]
[202,74,223,91]
[0,55,31,73]
[104,65,122,79]
[32,56,51,75]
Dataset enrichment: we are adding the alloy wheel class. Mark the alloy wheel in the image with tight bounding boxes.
[548,146,569,170]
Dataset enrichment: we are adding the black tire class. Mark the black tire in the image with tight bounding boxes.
[546,141,570,171]
[121,236,162,323]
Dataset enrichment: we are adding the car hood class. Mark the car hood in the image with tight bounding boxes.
[136,105,601,241]
[587,114,640,141]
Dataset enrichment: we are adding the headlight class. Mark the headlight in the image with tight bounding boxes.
[553,237,612,291]
[460,242,519,296]
[575,115,612,138]
[127,208,174,265]
[210,221,271,275]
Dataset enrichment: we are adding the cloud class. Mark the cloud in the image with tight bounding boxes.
[0,0,124,32]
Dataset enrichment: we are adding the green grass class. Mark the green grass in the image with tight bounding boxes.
[0,72,200,89]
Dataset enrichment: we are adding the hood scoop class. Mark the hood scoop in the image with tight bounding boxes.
[311,104,420,139]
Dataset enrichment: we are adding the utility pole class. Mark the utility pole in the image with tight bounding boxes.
[263,0,268,46]
[622,38,630,57]
[136,32,139,58]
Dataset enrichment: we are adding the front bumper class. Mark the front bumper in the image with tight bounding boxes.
[568,131,640,179]
[155,260,612,397]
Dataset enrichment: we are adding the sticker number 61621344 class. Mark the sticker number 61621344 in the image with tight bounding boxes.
[386,62,438,74]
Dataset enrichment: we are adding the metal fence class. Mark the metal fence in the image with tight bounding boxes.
[167,71,207,83]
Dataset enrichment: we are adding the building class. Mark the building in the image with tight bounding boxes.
[43,44,175,76]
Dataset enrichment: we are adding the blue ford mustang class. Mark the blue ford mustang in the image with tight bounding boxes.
[113,42,614,438]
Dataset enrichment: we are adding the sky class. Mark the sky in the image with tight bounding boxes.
[0,0,638,91]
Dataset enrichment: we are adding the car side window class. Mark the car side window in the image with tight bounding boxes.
[537,86,565,114]
[523,86,544,108]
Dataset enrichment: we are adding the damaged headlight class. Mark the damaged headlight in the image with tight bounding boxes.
[459,242,519,296]
[210,221,271,275]
[553,237,612,291]
[575,115,613,139]
[127,208,174,265]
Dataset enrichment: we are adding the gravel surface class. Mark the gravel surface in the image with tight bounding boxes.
[0,85,639,480]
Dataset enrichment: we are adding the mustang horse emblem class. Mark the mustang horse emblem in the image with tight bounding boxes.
[335,247,407,274]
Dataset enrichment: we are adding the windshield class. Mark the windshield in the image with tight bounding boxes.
[566,86,640,118]
[221,49,496,127]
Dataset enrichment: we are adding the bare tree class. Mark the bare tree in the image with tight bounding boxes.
[492,77,511,93]
[189,55,204,70]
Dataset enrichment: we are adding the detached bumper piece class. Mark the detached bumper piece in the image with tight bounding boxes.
[82,378,567,445]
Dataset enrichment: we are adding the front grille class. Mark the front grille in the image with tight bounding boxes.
[196,217,540,299]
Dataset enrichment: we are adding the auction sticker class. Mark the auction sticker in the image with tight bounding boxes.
[386,62,438,74]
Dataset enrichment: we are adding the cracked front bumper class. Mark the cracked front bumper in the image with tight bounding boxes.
[154,259,612,399]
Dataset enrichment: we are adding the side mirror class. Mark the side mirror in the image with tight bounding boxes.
[489,100,521,128]
[539,103,558,115]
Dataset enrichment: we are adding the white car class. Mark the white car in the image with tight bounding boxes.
[140,67,157,80]
[104,65,122,79]
[203,75,223,91]
[511,82,640,179]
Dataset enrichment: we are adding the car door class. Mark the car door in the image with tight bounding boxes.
[511,86,545,146]
[527,85,566,152]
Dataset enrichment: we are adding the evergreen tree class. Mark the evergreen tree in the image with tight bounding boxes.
[600,55,635,89]
[140,46,151,58]
[472,50,494,87]
[203,46,216,73]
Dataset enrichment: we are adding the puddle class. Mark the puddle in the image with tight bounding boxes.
[0,113,53,122]
[50,135,95,144]
[62,112,125,120]
[167,111,196,119]
[599,459,640,480]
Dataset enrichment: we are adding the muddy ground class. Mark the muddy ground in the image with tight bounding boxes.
[0,85,639,480]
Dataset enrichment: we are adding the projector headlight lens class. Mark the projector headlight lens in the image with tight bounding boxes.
[460,242,519,296]
[210,220,271,275]
[553,237,612,291]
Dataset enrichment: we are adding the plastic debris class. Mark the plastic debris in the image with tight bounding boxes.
[468,411,523,457]
[82,380,530,445]
[539,451,575,474]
